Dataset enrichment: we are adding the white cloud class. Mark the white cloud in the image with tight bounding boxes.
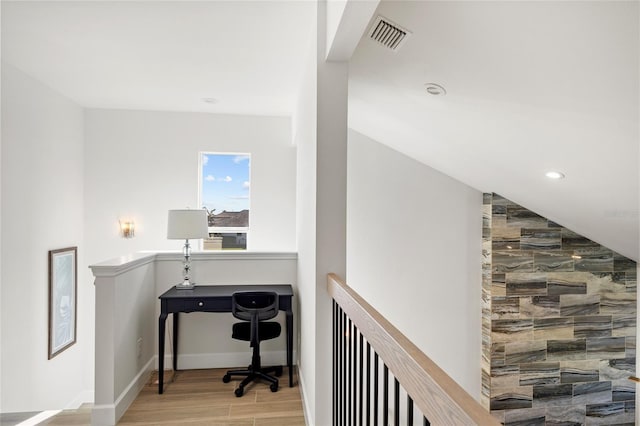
[243,181,250,189]
[233,155,250,164]
[223,176,232,182]
[229,195,249,199]
[205,175,215,181]
[202,155,209,166]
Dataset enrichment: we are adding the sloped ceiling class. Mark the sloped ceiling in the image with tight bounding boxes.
[349,1,639,261]
[2,1,638,260]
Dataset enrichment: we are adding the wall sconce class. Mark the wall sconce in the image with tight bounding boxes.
[119,220,135,238]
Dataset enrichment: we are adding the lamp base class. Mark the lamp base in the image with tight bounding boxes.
[176,279,195,290]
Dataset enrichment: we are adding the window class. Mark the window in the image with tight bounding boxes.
[199,152,250,250]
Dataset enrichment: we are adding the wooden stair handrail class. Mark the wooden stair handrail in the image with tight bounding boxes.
[328,273,500,426]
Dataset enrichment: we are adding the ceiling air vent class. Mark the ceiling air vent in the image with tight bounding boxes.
[368,16,411,51]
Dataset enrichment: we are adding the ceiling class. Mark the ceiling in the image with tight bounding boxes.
[2,1,638,260]
[1,1,315,116]
[350,1,639,261]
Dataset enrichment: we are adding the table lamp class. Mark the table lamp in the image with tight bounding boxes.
[167,209,208,289]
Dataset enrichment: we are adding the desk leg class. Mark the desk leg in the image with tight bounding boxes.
[158,312,168,394]
[286,309,293,387]
[173,313,179,371]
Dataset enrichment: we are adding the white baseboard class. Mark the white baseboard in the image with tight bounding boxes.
[91,357,154,426]
[16,410,62,426]
[91,403,116,426]
[157,350,297,370]
[297,365,313,426]
[65,389,94,409]
[114,357,154,421]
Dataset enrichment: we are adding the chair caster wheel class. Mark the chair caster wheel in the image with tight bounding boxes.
[222,374,231,383]
[270,383,278,392]
[235,387,244,397]
[275,366,283,377]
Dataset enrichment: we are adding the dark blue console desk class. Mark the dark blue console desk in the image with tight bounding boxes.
[158,284,294,394]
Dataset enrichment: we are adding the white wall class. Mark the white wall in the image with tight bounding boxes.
[294,2,349,424]
[314,2,348,423]
[84,109,297,266]
[294,23,319,423]
[1,63,89,412]
[92,254,156,426]
[346,129,483,398]
[325,0,348,54]
[0,7,4,409]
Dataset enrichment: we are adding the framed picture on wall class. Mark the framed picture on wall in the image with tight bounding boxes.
[48,247,77,359]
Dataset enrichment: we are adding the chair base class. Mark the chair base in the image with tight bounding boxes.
[223,365,283,397]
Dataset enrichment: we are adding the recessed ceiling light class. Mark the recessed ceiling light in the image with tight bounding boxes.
[202,97,218,104]
[545,171,565,179]
[425,83,446,96]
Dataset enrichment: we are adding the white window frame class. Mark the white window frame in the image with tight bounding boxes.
[198,151,251,250]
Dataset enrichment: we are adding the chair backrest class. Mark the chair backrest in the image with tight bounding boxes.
[232,291,279,323]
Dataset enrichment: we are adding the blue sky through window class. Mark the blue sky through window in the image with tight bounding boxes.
[201,153,250,214]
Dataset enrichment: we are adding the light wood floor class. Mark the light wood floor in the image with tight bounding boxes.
[38,367,305,425]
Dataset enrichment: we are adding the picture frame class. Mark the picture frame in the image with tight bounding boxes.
[48,246,77,359]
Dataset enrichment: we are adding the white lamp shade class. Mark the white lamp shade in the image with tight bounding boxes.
[167,209,208,239]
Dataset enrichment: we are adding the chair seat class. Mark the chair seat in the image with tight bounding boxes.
[232,321,281,342]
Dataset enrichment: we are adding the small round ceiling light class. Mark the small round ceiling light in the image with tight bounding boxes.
[202,97,219,104]
[425,83,447,96]
[545,171,565,180]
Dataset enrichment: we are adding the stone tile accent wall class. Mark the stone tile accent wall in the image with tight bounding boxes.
[482,193,637,425]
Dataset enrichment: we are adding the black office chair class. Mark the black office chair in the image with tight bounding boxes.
[222,291,283,397]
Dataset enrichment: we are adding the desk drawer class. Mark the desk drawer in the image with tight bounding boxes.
[166,298,229,313]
